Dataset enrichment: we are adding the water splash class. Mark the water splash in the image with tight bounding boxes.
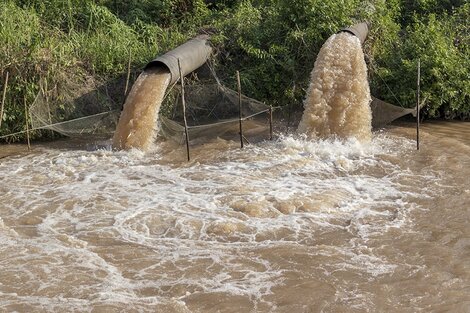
[112,67,171,150]
[298,32,372,141]
[1,128,466,311]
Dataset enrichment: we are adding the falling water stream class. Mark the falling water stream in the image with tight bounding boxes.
[298,32,372,141]
[112,67,171,150]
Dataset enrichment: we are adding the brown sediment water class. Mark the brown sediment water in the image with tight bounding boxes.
[298,32,372,141]
[112,67,171,150]
[0,121,469,312]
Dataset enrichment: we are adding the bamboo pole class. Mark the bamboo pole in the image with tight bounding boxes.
[416,59,420,151]
[0,71,9,129]
[269,105,273,140]
[24,96,31,151]
[124,49,132,96]
[236,70,244,148]
[178,59,190,161]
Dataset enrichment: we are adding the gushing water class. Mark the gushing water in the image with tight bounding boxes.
[112,67,171,150]
[298,32,372,141]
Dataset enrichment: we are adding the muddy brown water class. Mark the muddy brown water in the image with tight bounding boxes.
[112,67,171,151]
[0,121,469,312]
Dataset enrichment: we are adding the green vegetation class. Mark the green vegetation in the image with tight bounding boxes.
[0,0,468,141]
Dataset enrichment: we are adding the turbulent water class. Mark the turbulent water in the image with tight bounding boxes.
[298,32,372,141]
[1,33,469,312]
[0,121,469,312]
[112,67,171,150]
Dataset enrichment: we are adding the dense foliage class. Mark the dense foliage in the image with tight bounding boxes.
[0,0,468,141]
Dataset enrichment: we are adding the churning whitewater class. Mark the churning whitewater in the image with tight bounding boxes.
[1,124,470,312]
[298,32,372,141]
[112,67,171,150]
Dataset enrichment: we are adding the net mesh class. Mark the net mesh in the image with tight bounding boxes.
[26,65,414,143]
[29,68,271,143]
[159,82,270,143]
[371,97,417,128]
[29,75,121,137]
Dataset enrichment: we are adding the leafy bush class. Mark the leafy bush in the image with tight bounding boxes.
[370,4,469,118]
[0,0,187,141]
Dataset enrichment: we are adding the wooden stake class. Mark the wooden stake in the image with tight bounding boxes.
[416,59,420,151]
[178,59,190,161]
[269,105,273,140]
[236,70,244,148]
[0,71,9,129]
[124,49,132,96]
[24,96,31,151]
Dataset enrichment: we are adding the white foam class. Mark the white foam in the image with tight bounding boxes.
[0,133,441,310]
[298,33,372,141]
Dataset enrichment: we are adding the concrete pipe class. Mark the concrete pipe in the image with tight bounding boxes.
[338,22,369,45]
[145,35,212,85]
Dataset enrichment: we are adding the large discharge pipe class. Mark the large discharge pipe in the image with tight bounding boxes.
[338,22,369,45]
[145,35,212,84]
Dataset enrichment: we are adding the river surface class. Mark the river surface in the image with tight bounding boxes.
[0,121,469,312]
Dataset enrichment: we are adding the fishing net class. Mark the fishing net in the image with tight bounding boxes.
[27,65,413,142]
[29,75,121,137]
[29,91,119,137]
[159,81,271,144]
[28,66,271,143]
[371,97,418,128]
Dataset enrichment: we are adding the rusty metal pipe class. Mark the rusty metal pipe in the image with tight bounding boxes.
[145,35,212,85]
[338,22,369,45]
